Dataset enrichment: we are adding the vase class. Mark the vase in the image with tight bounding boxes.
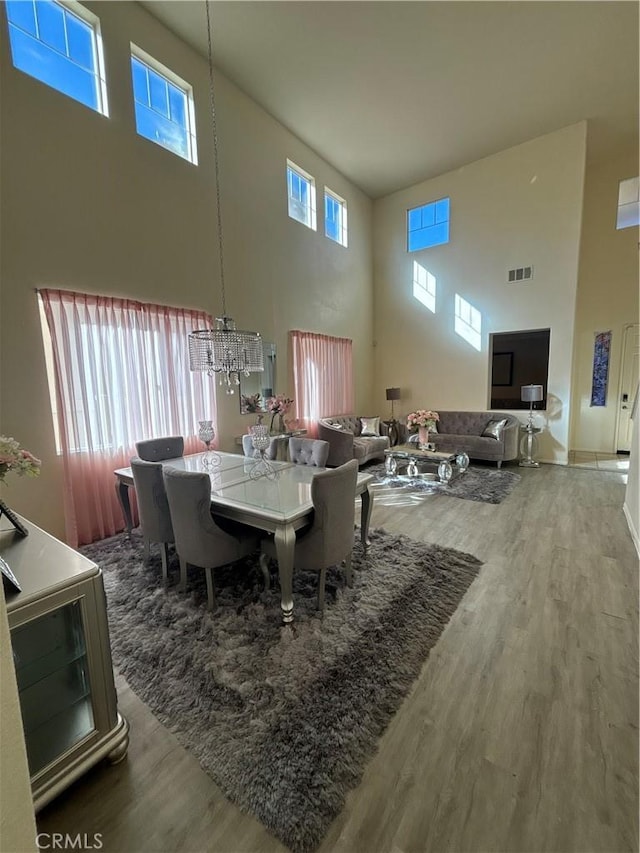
[418,426,429,449]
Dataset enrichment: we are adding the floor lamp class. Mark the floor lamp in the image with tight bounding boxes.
[520,384,543,467]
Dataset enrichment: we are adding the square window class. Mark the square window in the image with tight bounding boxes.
[5,0,108,115]
[324,189,348,247]
[130,45,197,164]
[407,197,450,252]
[287,160,317,230]
[616,176,640,230]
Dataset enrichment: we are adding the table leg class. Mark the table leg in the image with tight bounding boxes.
[274,524,296,624]
[115,479,134,535]
[360,486,373,549]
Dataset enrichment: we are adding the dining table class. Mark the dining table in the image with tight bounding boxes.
[114,451,374,623]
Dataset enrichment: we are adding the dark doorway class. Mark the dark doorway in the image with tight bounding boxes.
[489,329,550,410]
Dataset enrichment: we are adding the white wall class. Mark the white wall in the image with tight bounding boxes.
[0,2,373,540]
[570,142,639,452]
[372,123,587,463]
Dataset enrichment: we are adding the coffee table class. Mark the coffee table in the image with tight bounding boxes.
[383,445,462,481]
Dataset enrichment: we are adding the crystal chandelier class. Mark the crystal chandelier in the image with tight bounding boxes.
[188,2,263,392]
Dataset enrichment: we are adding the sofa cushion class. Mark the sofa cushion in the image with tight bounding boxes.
[353,436,388,460]
[434,433,504,460]
[360,416,380,436]
[482,418,508,440]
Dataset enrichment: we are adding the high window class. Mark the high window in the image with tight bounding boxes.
[407,197,450,251]
[130,45,197,163]
[287,160,317,230]
[616,177,640,229]
[324,189,348,246]
[4,0,108,115]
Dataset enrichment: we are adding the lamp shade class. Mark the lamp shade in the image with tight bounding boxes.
[386,387,401,401]
[521,384,543,403]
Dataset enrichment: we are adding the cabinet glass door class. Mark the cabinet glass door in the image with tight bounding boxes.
[11,600,95,775]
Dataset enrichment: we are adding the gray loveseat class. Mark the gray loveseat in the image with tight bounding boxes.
[318,415,390,467]
[398,411,520,467]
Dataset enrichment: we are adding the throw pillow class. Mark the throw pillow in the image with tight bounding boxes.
[360,416,380,436]
[482,418,508,440]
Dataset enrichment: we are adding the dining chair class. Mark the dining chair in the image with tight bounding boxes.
[136,435,184,462]
[163,467,263,610]
[241,434,278,459]
[130,458,174,587]
[259,458,359,611]
[288,437,330,467]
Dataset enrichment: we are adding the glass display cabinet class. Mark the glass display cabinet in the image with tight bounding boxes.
[1,516,128,812]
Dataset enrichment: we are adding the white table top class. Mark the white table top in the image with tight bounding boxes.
[211,465,372,523]
[115,452,372,527]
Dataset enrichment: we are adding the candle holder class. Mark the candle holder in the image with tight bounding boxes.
[249,425,277,480]
[198,419,220,470]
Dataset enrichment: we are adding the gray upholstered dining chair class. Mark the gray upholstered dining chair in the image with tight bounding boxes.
[136,435,184,462]
[130,458,174,587]
[163,467,263,610]
[259,458,359,611]
[288,437,330,467]
[241,434,278,459]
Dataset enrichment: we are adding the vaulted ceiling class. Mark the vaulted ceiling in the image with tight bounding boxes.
[141,1,639,198]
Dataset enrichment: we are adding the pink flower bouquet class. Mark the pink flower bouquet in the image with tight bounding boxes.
[0,436,41,485]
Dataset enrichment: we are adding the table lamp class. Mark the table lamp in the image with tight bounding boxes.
[386,387,401,420]
[521,384,543,428]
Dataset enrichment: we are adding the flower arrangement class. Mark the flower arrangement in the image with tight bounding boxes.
[266,394,294,416]
[0,436,41,485]
[406,409,440,430]
[266,394,294,433]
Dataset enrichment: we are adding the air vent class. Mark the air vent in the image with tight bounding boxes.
[507,265,533,283]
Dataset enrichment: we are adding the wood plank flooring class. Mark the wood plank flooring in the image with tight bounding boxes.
[36,463,639,853]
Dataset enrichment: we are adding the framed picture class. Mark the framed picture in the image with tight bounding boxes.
[492,352,513,387]
[0,555,21,593]
[0,499,29,537]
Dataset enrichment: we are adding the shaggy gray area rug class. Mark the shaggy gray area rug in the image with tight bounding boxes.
[83,529,482,852]
[365,462,521,504]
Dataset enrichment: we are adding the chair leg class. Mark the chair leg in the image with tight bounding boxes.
[317,567,326,612]
[259,553,271,589]
[143,537,150,563]
[344,552,353,588]
[204,567,216,611]
[178,557,188,592]
[160,543,170,587]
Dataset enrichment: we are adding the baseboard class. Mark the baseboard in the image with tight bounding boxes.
[623,502,640,557]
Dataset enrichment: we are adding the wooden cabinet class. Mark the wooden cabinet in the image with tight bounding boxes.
[1,518,128,811]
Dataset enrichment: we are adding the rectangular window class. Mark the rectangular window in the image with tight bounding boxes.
[407,197,450,252]
[287,160,317,230]
[324,188,348,246]
[616,176,640,229]
[130,45,197,164]
[5,0,108,115]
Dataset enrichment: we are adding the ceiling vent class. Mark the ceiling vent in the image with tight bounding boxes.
[507,265,533,283]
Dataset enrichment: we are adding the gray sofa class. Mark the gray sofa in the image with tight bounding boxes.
[318,415,390,467]
[398,411,520,467]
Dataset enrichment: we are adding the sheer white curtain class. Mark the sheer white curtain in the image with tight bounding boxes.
[290,330,354,437]
[40,289,216,546]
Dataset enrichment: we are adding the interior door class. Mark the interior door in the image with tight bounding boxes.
[615,323,639,453]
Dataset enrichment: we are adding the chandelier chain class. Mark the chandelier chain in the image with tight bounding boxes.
[205,0,227,318]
